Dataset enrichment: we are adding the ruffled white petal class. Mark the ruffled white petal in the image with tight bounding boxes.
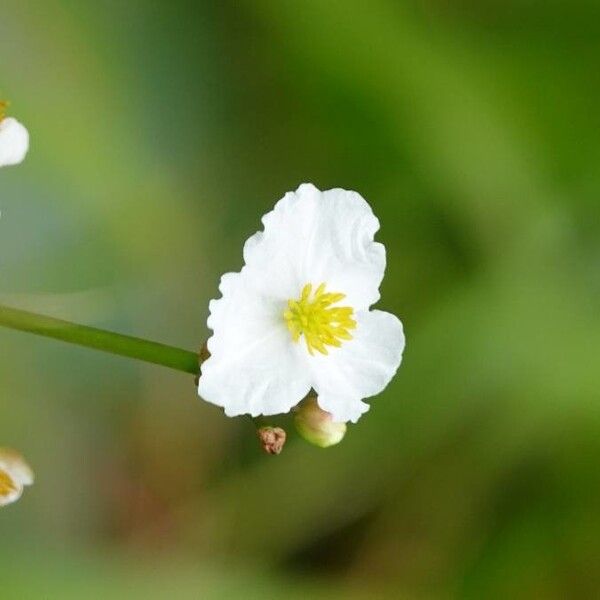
[0,117,29,167]
[310,310,405,423]
[243,184,385,310]
[199,270,312,417]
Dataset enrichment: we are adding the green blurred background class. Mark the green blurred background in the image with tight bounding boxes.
[1,1,599,598]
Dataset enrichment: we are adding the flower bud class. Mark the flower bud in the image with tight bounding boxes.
[294,395,347,448]
[257,426,286,455]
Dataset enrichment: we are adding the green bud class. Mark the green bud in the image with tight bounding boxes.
[294,395,347,448]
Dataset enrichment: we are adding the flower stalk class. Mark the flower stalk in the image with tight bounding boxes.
[0,304,200,375]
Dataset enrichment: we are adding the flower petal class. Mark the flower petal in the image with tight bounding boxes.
[199,270,312,417]
[0,117,29,167]
[310,310,405,423]
[243,184,385,309]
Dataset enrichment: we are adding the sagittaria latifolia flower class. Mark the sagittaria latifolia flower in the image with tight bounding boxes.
[198,184,405,423]
[0,448,34,507]
[0,101,29,168]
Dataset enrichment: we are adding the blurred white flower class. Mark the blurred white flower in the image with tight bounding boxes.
[0,448,34,507]
[0,102,30,167]
[198,183,405,424]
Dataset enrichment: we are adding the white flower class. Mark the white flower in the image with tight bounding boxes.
[0,114,30,168]
[198,183,405,423]
[0,448,34,507]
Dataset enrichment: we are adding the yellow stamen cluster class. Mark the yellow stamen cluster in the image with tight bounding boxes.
[0,100,8,122]
[284,283,356,355]
[0,469,17,498]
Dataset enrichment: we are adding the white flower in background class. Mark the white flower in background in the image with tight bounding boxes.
[198,183,405,424]
[0,448,34,507]
[0,101,30,168]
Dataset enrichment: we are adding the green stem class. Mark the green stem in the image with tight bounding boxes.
[0,304,200,375]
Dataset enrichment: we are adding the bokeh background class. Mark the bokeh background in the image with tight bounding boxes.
[1,1,599,598]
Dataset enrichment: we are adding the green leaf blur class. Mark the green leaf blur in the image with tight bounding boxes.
[1,1,599,598]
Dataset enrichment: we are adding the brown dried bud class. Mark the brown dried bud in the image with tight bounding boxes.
[257,426,287,455]
[195,342,211,386]
[199,342,211,364]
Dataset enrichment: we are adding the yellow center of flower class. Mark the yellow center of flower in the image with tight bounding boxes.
[0,469,17,498]
[284,283,356,355]
[0,100,8,122]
